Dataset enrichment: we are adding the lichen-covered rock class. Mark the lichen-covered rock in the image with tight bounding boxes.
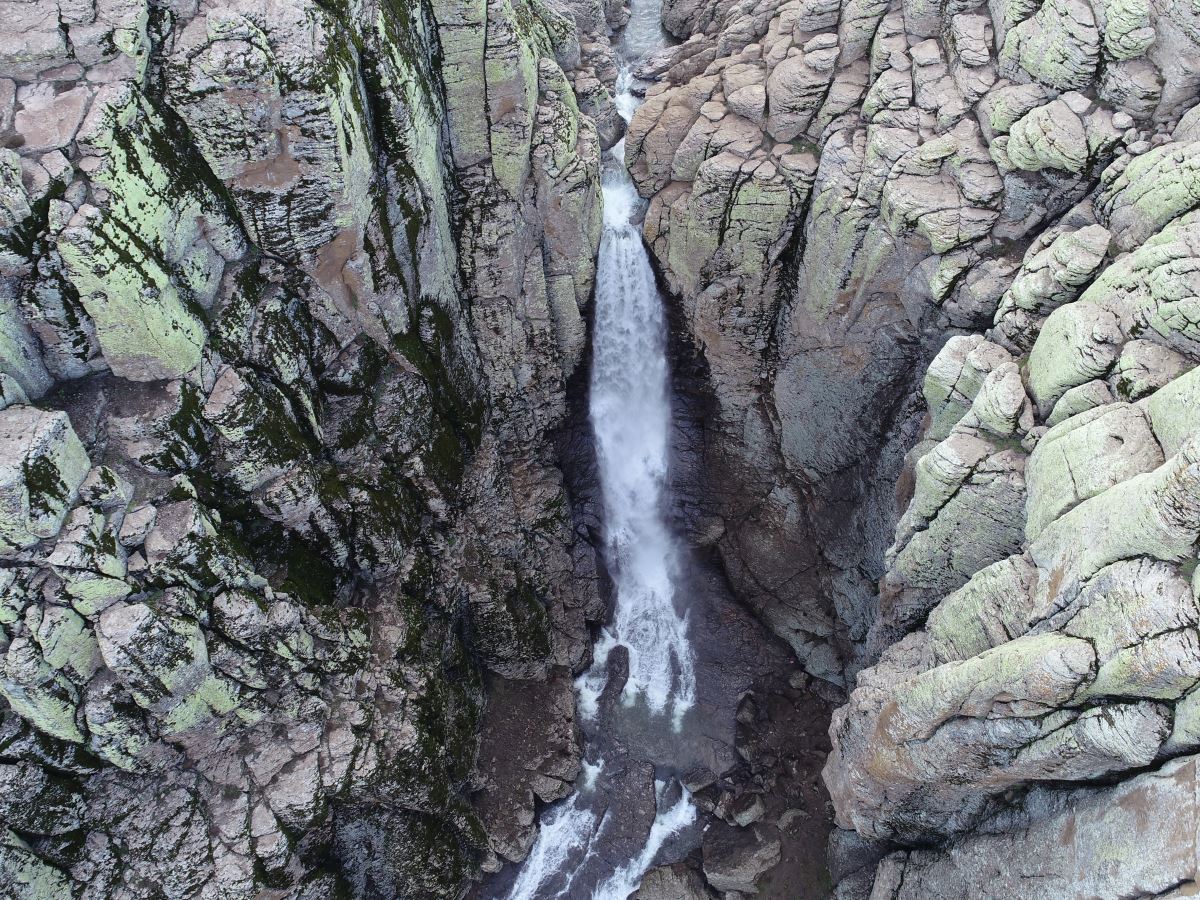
[879,429,1027,636]
[1097,141,1200,250]
[1023,402,1164,539]
[1006,99,1090,173]
[614,0,1200,719]
[1026,302,1125,410]
[998,0,1100,91]
[0,405,90,554]
[58,84,244,381]
[1143,361,1200,454]
[864,755,1200,900]
[922,336,1014,439]
[0,0,609,894]
[925,554,1039,663]
[991,223,1111,351]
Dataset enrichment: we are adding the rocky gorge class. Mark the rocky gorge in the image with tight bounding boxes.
[2,0,1200,896]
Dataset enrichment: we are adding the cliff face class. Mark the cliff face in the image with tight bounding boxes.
[0,0,619,895]
[624,0,1200,690]
[621,0,1200,893]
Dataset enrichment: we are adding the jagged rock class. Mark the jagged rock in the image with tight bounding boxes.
[0,635,86,743]
[0,761,84,835]
[96,597,241,735]
[47,505,132,614]
[0,405,90,554]
[702,823,782,893]
[59,85,244,381]
[105,378,210,474]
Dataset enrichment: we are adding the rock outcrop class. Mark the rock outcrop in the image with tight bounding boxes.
[6,0,1200,893]
[622,0,1200,893]
[624,0,1200,699]
[824,205,1200,897]
[0,0,614,895]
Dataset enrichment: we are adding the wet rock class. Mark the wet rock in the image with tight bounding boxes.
[471,672,582,862]
[634,861,715,899]
[702,823,782,893]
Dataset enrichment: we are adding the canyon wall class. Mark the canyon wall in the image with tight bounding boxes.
[0,0,623,894]
[622,0,1200,893]
[6,0,1200,895]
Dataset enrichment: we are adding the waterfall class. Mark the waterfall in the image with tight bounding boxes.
[574,122,697,731]
[496,5,699,897]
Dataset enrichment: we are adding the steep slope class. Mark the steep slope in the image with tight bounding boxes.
[618,0,1200,894]
[0,0,617,895]
[7,0,1200,895]
[622,0,1200,687]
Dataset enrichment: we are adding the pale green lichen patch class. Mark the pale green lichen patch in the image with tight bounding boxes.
[59,86,245,381]
[0,407,91,553]
[0,830,73,899]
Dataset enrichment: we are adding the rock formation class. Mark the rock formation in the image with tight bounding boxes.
[614,0,1200,891]
[5,0,1200,894]
[0,0,618,894]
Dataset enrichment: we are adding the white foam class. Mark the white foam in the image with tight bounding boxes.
[504,797,600,900]
[592,784,698,900]
[580,758,604,792]
[500,3,697,894]
[578,71,697,729]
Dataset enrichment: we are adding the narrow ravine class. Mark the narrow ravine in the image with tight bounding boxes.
[487,6,704,897]
[480,4,816,897]
[574,71,697,738]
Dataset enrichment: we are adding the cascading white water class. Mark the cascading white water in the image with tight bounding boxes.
[574,91,697,729]
[498,10,700,897]
[591,783,698,900]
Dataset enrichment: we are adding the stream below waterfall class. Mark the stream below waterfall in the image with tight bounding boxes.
[481,3,798,897]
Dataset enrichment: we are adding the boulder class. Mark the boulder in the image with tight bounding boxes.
[0,406,90,554]
[702,824,782,893]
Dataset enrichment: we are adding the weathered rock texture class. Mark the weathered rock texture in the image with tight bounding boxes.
[625,0,1200,693]
[623,0,1200,893]
[0,0,615,895]
[7,0,1200,892]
